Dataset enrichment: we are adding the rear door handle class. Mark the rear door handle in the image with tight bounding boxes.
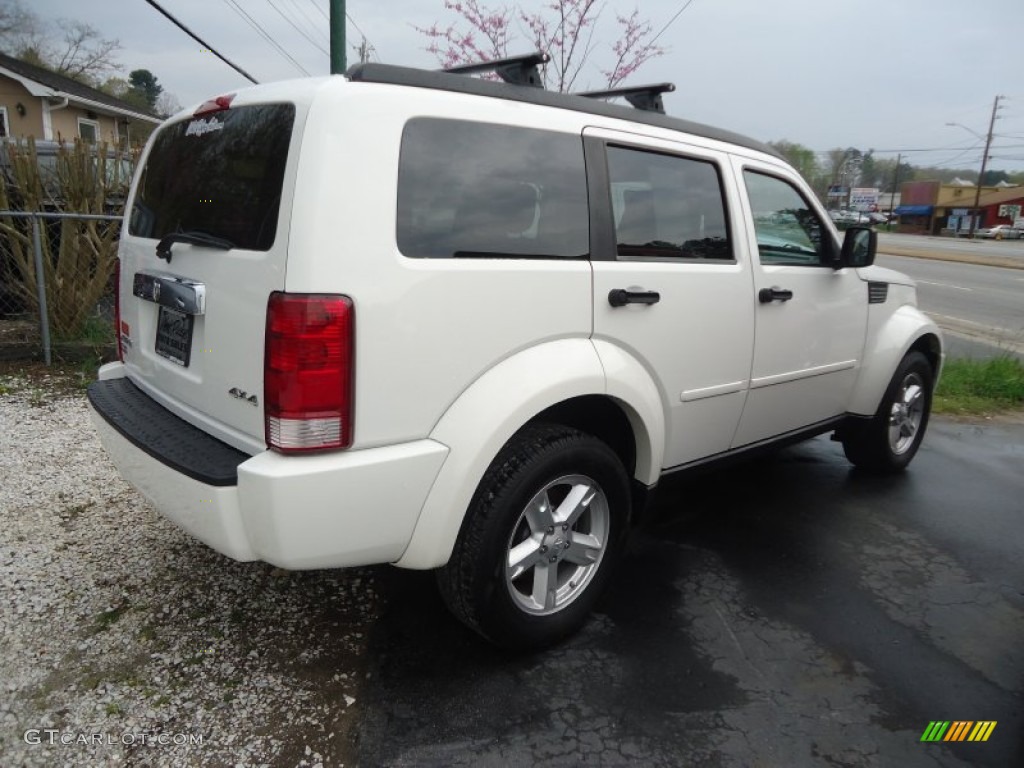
[608,288,661,307]
[758,286,793,304]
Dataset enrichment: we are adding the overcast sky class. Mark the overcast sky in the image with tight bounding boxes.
[34,0,1024,171]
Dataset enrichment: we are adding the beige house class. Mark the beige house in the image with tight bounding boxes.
[0,51,160,147]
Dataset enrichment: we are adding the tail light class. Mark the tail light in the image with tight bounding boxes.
[114,258,123,362]
[264,293,354,453]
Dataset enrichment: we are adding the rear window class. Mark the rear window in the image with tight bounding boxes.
[397,118,589,259]
[129,103,295,251]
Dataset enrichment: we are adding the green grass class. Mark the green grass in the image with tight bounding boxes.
[934,356,1024,414]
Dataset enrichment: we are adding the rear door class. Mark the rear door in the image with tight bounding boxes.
[587,129,755,468]
[119,100,299,453]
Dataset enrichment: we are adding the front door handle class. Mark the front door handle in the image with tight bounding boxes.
[608,288,661,307]
[758,286,793,304]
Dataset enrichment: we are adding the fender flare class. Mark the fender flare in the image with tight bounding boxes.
[590,337,665,486]
[847,303,943,416]
[394,337,665,569]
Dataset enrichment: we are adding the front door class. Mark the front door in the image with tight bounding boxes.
[731,161,868,447]
[587,129,755,468]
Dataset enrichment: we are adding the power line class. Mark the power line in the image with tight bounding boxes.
[346,11,369,43]
[282,0,331,47]
[308,0,328,21]
[266,0,330,56]
[650,0,698,47]
[308,0,375,53]
[871,144,978,154]
[141,0,257,84]
[222,0,310,76]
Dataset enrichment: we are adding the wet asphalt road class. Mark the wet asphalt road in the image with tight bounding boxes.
[357,418,1024,767]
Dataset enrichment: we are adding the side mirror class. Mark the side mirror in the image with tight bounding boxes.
[839,225,876,269]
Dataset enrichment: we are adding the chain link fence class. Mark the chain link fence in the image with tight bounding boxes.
[0,210,121,364]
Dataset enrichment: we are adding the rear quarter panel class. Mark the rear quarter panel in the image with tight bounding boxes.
[286,83,595,450]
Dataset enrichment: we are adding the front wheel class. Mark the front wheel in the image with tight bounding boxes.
[437,424,630,650]
[842,351,934,473]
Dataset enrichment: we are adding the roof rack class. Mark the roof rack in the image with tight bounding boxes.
[443,52,550,88]
[576,83,676,114]
[345,62,780,160]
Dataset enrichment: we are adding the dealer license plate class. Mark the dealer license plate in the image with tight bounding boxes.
[155,305,194,367]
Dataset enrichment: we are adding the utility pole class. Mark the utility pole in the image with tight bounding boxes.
[968,95,1003,238]
[888,153,901,231]
[330,0,346,74]
[353,37,373,64]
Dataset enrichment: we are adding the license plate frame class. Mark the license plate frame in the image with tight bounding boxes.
[154,305,194,367]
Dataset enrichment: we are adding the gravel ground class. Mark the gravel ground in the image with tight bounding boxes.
[0,366,379,767]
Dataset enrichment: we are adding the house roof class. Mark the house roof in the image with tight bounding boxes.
[0,50,160,123]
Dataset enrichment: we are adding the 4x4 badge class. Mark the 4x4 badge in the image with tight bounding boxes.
[228,387,258,406]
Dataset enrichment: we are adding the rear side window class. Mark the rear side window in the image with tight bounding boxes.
[129,104,295,251]
[397,118,589,259]
[606,146,732,261]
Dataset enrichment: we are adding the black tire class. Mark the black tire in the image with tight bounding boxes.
[437,423,630,650]
[842,350,934,473]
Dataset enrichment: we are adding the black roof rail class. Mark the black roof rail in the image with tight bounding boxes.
[345,62,782,161]
[443,52,550,88]
[576,83,676,114]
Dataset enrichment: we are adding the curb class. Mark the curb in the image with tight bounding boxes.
[878,246,1024,270]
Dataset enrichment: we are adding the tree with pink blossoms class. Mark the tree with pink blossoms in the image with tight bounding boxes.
[417,1,665,92]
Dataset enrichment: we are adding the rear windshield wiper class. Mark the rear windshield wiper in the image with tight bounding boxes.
[156,231,235,263]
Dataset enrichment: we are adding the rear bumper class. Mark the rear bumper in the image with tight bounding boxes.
[88,368,449,569]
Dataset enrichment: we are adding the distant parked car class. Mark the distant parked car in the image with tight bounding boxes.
[976,224,1023,240]
[828,209,866,225]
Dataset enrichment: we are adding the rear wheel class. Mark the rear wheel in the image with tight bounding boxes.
[437,423,630,650]
[842,351,933,473]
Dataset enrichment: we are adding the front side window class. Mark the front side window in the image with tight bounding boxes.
[606,146,732,261]
[744,171,832,266]
[129,104,295,251]
[397,118,589,259]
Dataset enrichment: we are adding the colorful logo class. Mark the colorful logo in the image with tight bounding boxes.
[920,721,996,742]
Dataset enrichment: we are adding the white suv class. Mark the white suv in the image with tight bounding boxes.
[88,53,942,649]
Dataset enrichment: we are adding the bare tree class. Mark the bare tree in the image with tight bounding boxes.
[155,91,182,118]
[0,0,34,38]
[47,20,121,84]
[417,0,664,92]
[0,1,121,85]
[417,1,514,69]
[0,0,44,56]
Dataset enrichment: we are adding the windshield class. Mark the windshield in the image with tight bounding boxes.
[129,103,295,251]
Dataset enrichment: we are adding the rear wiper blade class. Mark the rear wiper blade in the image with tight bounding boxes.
[156,231,235,263]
